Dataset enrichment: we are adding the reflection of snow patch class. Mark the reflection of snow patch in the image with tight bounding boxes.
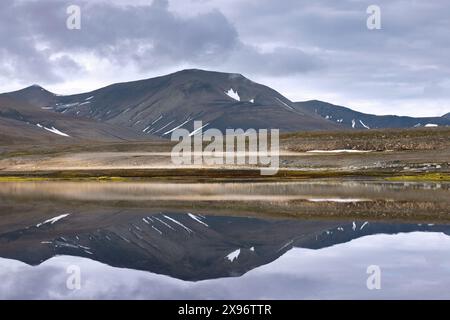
[278,240,294,252]
[425,124,438,127]
[152,226,163,235]
[154,217,175,230]
[307,198,369,203]
[226,249,241,262]
[306,149,371,153]
[36,214,70,227]
[163,215,193,233]
[187,213,209,227]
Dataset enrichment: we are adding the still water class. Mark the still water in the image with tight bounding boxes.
[0,181,449,299]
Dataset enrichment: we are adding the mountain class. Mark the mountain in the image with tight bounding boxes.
[444,112,450,119]
[0,95,147,144]
[4,70,449,137]
[3,70,338,137]
[296,100,450,129]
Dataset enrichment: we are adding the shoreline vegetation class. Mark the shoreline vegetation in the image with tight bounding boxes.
[0,170,449,182]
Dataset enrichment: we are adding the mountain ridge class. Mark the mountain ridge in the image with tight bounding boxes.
[1,69,340,137]
[296,100,450,129]
[0,95,149,144]
[2,69,449,139]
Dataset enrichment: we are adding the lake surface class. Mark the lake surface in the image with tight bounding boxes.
[0,181,449,299]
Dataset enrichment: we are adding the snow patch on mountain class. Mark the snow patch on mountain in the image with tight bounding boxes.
[36,124,70,137]
[153,120,176,134]
[189,123,209,136]
[225,88,240,101]
[275,97,294,110]
[163,118,192,136]
[359,120,370,129]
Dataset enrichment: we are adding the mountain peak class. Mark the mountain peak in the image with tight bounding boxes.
[25,84,51,92]
[12,84,53,95]
[1,84,55,108]
[169,68,247,81]
[443,112,450,119]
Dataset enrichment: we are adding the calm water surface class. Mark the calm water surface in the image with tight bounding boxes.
[0,181,449,299]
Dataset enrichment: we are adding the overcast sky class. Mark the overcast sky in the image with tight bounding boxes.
[1,0,449,116]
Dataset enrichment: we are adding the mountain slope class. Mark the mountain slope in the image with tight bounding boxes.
[296,100,450,129]
[6,70,448,135]
[4,70,338,137]
[3,85,56,108]
[0,95,148,144]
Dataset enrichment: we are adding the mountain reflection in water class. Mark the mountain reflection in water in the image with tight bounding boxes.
[1,229,450,299]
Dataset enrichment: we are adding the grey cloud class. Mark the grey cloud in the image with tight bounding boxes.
[0,0,321,86]
[210,0,450,113]
[227,45,324,76]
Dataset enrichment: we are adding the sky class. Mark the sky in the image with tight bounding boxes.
[1,0,449,117]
